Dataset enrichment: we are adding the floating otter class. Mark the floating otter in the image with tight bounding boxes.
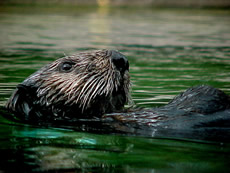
[6,49,230,141]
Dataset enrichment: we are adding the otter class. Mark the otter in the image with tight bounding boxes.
[5,49,230,141]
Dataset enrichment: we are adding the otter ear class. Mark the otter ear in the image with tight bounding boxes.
[6,84,35,121]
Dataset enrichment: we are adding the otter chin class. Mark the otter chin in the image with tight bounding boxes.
[6,50,131,122]
[5,49,230,141]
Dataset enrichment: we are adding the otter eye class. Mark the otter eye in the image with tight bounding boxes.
[60,62,74,72]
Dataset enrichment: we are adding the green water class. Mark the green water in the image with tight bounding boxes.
[0,5,230,172]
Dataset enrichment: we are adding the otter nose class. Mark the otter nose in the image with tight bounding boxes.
[110,50,129,73]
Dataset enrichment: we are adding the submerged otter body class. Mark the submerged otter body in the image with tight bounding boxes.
[6,49,230,141]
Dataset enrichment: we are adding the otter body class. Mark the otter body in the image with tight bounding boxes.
[103,85,230,141]
[6,50,230,141]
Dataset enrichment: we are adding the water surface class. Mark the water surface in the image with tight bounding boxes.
[0,6,230,172]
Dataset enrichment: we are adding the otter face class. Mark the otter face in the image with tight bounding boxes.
[6,50,130,122]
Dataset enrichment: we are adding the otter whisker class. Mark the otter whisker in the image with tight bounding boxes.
[86,77,107,101]
[81,79,107,112]
[74,75,101,103]
[58,81,74,94]
[78,75,104,109]
[79,74,101,95]
[80,69,113,109]
[64,75,86,95]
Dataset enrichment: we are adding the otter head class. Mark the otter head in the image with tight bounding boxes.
[6,50,130,122]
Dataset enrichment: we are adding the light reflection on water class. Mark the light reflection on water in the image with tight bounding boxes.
[0,6,230,172]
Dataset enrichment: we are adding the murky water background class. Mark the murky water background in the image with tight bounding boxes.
[0,6,230,172]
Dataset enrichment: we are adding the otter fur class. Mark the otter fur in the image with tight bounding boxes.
[5,49,230,141]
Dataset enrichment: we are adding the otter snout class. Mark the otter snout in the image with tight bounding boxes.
[110,50,129,73]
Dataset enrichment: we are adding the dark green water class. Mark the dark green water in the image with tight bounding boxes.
[0,5,230,172]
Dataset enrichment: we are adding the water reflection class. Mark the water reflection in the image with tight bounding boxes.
[0,123,229,172]
[97,0,110,7]
[89,2,111,47]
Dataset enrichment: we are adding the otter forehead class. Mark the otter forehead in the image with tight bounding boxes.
[43,49,129,74]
